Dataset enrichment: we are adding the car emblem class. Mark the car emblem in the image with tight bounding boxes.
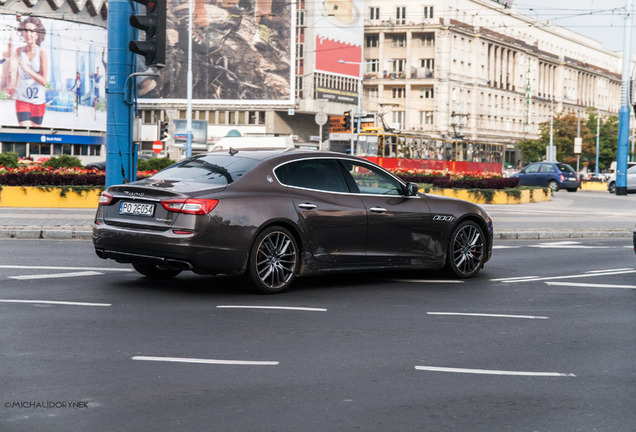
[267,175,274,183]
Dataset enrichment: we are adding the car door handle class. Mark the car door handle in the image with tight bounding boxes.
[298,203,317,210]
[369,206,387,213]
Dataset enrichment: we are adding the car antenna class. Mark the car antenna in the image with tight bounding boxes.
[228,147,239,156]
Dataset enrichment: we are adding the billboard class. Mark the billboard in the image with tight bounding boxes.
[0,15,107,131]
[138,0,294,106]
[314,0,364,103]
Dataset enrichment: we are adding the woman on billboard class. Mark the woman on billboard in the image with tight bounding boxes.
[7,17,49,126]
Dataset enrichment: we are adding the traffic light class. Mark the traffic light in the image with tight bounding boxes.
[129,0,166,68]
[343,111,351,130]
[159,120,169,141]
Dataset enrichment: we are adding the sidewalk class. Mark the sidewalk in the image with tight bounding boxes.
[0,191,634,241]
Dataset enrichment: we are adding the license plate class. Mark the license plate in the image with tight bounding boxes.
[119,201,155,217]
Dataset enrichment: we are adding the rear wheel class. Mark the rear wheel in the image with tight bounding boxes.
[547,180,559,192]
[444,220,486,278]
[247,226,299,294]
[132,262,181,279]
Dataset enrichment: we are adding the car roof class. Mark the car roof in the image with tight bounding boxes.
[204,148,357,162]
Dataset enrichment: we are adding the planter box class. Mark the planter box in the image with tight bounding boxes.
[423,188,552,204]
[0,186,101,208]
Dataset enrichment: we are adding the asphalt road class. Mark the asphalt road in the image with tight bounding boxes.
[1,238,634,431]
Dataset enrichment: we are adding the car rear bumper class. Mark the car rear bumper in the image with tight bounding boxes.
[560,180,581,189]
[92,223,250,276]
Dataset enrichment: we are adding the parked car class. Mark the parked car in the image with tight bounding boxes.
[607,164,636,193]
[93,149,493,293]
[510,162,580,192]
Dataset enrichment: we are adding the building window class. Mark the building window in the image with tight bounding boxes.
[364,87,379,101]
[366,35,379,48]
[296,43,304,58]
[420,111,434,125]
[423,6,434,19]
[420,33,434,47]
[419,87,434,98]
[392,111,405,130]
[369,7,379,20]
[391,59,406,73]
[365,59,380,73]
[396,6,406,25]
[420,58,434,70]
[392,87,406,99]
[392,35,406,47]
[297,10,305,26]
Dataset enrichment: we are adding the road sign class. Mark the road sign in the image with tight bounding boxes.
[152,140,162,154]
[315,112,328,126]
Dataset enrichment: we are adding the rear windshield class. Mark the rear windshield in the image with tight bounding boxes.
[556,163,576,173]
[151,155,259,185]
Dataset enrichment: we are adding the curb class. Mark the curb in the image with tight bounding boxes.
[0,227,630,241]
[0,227,92,240]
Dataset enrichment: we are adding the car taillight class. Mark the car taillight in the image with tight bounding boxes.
[98,191,114,205]
[560,174,565,182]
[161,198,219,215]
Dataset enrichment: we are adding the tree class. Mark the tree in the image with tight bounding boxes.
[584,111,619,172]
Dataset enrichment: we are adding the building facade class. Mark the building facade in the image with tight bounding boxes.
[0,0,631,168]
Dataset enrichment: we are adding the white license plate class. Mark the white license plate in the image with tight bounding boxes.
[119,201,155,217]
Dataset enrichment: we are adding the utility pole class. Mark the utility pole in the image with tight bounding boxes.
[616,0,633,195]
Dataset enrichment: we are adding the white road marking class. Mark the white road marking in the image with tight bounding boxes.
[0,299,111,307]
[386,279,464,284]
[217,305,327,312]
[0,265,131,272]
[497,268,636,284]
[9,271,104,280]
[132,356,279,366]
[490,275,539,282]
[546,282,636,289]
[427,312,548,320]
[415,366,576,377]
[529,244,609,249]
[585,268,633,273]
[492,245,521,249]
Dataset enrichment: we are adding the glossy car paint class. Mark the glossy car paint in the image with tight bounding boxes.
[93,149,493,290]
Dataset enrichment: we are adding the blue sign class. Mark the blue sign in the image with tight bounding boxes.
[0,133,105,145]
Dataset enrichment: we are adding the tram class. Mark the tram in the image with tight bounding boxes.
[355,129,504,173]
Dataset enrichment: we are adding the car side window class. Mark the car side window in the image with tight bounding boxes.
[541,164,556,173]
[339,160,404,195]
[525,164,540,174]
[275,159,349,193]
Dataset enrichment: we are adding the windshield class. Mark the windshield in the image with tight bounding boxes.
[151,154,260,185]
[556,163,576,173]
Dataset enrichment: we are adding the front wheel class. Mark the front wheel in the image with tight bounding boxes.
[132,262,181,279]
[444,220,486,278]
[247,226,299,294]
[608,182,616,194]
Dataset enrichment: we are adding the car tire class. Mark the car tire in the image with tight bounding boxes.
[444,220,486,279]
[247,226,299,294]
[132,262,182,279]
[547,180,559,192]
[608,182,616,194]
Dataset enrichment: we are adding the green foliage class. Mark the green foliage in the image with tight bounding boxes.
[138,157,174,172]
[518,110,620,172]
[44,155,83,168]
[0,152,19,168]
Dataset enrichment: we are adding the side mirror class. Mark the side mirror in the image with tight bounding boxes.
[406,182,419,196]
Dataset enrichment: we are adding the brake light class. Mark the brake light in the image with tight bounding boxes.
[560,174,565,182]
[161,198,219,215]
[98,191,114,205]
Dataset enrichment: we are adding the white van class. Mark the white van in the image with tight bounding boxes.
[208,136,294,152]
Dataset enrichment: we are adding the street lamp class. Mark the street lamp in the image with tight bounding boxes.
[338,59,363,155]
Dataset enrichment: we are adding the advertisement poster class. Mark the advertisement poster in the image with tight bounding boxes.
[313,0,364,103]
[139,0,294,105]
[0,15,107,131]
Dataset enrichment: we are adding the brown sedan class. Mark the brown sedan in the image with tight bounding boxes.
[93,149,493,293]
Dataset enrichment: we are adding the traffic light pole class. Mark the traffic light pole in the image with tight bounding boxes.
[106,0,135,187]
[616,0,633,196]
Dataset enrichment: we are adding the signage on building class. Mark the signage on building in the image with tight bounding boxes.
[0,133,105,145]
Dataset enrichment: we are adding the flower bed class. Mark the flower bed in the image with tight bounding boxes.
[0,165,155,187]
[389,168,519,189]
